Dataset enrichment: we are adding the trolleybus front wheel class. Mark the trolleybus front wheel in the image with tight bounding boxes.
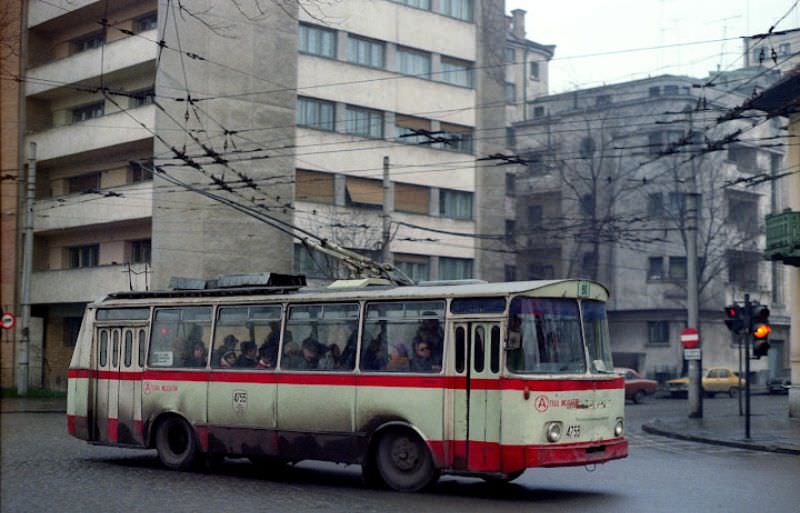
[155,416,199,471]
[375,429,439,492]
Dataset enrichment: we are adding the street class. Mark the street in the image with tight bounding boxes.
[1,394,798,513]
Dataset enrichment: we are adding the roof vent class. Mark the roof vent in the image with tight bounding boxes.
[327,278,394,289]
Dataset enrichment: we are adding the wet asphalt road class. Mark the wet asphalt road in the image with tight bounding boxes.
[1,395,798,513]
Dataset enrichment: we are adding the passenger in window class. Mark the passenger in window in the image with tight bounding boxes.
[220,350,237,369]
[362,325,388,371]
[339,321,358,370]
[300,338,321,369]
[414,316,444,366]
[259,321,281,365]
[282,340,303,369]
[185,340,207,368]
[213,334,239,366]
[236,341,258,368]
[387,344,410,371]
[318,344,340,370]
[410,340,434,372]
[256,345,275,369]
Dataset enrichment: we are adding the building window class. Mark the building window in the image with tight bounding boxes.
[129,239,151,264]
[391,0,431,9]
[131,88,154,108]
[395,182,429,214]
[504,48,515,63]
[505,219,516,239]
[667,192,686,217]
[72,102,105,123]
[778,42,791,56]
[440,189,473,219]
[395,114,431,144]
[505,265,517,281]
[397,47,431,78]
[71,32,104,54]
[532,105,545,118]
[529,61,540,80]
[727,191,760,235]
[727,145,758,174]
[437,0,473,22]
[68,172,101,193]
[129,161,153,183]
[436,123,473,153]
[348,35,385,68]
[648,86,661,97]
[345,105,384,138]
[296,169,335,204]
[595,95,612,106]
[298,23,336,58]
[528,264,554,280]
[64,317,83,347]
[648,257,664,280]
[505,82,516,104]
[68,244,99,268]
[526,153,543,174]
[663,84,679,95]
[647,321,669,345]
[580,194,594,216]
[668,256,686,280]
[345,176,383,209]
[727,251,759,289]
[647,193,664,217]
[527,205,542,225]
[296,97,335,131]
[394,254,430,281]
[440,57,473,87]
[440,257,473,280]
[505,173,516,195]
[134,12,158,32]
[505,127,515,148]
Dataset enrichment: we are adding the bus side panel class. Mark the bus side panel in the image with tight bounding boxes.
[276,377,357,463]
[207,376,277,457]
[66,309,94,440]
[142,371,208,449]
[355,379,444,465]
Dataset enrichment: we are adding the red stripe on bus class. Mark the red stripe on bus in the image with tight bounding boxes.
[67,414,76,435]
[108,418,119,443]
[69,368,622,391]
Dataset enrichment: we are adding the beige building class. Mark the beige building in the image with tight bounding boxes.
[3,0,527,391]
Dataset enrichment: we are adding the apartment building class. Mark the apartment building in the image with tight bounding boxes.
[742,27,800,73]
[5,0,515,390]
[512,74,791,383]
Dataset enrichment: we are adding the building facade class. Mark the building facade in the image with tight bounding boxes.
[4,0,520,391]
[513,74,791,384]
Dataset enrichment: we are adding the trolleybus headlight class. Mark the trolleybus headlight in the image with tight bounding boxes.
[614,419,624,437]
[545,422,562,443]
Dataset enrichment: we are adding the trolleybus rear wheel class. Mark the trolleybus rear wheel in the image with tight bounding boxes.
[375,429,438,492]
[155,416,199,470]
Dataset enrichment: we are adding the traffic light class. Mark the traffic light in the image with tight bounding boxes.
[724,304,744,333]
[751,305,770,358]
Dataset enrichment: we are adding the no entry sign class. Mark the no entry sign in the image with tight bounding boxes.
[1,312,15,330]
[680,327,700,349]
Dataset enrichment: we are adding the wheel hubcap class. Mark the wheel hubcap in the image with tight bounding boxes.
[391,438,419,471]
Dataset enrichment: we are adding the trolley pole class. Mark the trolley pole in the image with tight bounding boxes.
[17,142,36,396]
[382,156,393,266]
[687,192,702,418]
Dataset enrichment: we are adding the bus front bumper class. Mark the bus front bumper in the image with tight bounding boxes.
[525,438,629,468]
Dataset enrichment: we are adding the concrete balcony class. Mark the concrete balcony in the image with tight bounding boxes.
[31,264,149,304]
[26,30,157,97]
[28,0,97,28]
[34,181,152,233]
[28,104,154,163]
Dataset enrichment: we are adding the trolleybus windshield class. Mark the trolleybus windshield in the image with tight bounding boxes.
[506,297,586,374]
[582,299,614,373]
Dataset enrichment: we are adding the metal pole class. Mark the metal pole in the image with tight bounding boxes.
[687,192,702,418]
[738,331,743,416]
[744,293,751,439]
[382,156,392,266]
[17,142,36,395]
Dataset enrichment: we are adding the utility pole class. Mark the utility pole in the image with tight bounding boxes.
[17,142,36,395]
[686,109,702,418]
[744,293,752,439]
[382,156,393,266]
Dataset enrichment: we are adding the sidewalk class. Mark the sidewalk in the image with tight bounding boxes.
[643,408,800,455]
[0,397,66,414]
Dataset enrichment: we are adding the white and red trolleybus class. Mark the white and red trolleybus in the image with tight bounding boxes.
[66,278,627,491]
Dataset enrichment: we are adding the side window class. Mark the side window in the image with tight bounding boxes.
[282,303,359,371]
[124,331,133,367]
[148,307,212,368]
[212,305,282,370]
[490,325,500,373]
[138,330,146,367]
[455,326,466,374]
[112,330,120,367]
[473,326,485,373]
[99,330,108,367]
[361,300,444,373]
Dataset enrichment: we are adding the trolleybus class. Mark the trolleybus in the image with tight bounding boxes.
[66,277,627,491]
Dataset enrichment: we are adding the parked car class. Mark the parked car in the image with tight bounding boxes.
[767,373,791,394]
[616,367,657,404]
[667,367,745,398]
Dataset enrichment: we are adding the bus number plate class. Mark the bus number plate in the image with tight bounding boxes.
[566,424,581,439]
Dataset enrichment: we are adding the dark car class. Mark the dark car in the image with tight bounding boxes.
[616,367,657,404]
[767,373,791,395]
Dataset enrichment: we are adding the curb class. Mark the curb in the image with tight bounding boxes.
[641,421,800,455]
[1,409,66,414]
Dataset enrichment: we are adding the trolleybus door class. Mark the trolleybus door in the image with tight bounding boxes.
[107,329,122,443]
[452,322,502,471]
[93,328,110,441]
[116,328,144,445]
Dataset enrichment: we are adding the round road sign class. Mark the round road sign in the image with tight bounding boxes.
[680,327,700,349]
[1,312,16,330]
